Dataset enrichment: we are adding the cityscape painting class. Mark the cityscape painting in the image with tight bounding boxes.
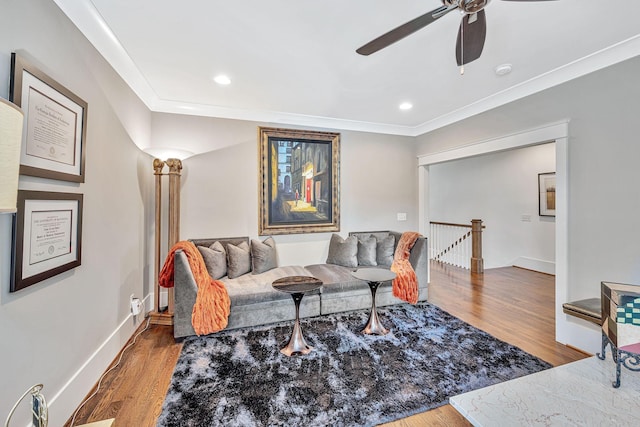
[258,127,340,235]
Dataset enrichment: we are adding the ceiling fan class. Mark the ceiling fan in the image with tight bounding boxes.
[356,0,557,67]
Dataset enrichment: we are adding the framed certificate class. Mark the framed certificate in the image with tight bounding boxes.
[11,190,83,292]
[9,52,88,182]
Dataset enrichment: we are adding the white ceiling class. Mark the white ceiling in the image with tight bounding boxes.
[54,0,640,137]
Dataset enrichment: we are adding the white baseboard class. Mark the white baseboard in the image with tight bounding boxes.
[557,315,601,355]
[43,296,150,427]
[513,256,555,275]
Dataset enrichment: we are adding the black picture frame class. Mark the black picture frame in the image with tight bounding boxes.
[11,190,83,292]
[9,52,88,183]
[258,127,340,235]
[538,172,556,217]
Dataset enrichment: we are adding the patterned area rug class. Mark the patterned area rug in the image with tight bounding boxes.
[157,303,551,427]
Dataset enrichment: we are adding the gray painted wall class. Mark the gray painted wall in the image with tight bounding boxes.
[0,0,153,425]
[154,112,419,267]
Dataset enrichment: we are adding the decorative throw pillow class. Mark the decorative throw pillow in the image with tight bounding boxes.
[326,234,358,268]
[357,235,377,266]
[197,241,227,279]
[226,241,251,279]
[376,234,395,267]
[251,236,278,274]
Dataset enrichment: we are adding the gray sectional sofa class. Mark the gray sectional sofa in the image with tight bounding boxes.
[173,231,428,339]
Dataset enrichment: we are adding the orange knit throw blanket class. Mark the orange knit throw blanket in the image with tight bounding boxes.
[159,241,230,335]
[391,231,421,304]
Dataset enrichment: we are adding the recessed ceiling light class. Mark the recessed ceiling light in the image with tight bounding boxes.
[495,64,512,76]
[213,75,231,85]
[399,102,413,110]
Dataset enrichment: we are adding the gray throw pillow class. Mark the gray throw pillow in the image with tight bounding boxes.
[197,241,227,279]
[357,235,377,266]
[376,235,395,267]
[226,241,251,279]
[251,237,277,274]
[326,234,358,268]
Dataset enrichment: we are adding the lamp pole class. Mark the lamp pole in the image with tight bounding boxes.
[165,158,182,316]
[149,157,181,326]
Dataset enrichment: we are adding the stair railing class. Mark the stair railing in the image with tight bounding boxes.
[430,219,484,273]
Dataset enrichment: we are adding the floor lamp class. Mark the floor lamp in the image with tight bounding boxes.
[149,157,182,326]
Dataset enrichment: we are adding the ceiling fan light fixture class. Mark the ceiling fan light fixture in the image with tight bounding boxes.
[459,0,491,14]
[495,63,512,76]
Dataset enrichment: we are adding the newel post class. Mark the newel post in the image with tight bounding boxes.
[471,219,484,274]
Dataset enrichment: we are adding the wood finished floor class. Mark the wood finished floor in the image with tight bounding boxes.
[65,262,589,427]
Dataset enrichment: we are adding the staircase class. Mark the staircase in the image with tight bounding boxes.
[430,219,484,273]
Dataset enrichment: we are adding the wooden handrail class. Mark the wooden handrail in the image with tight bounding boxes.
[430,221,486,229]
[430,221,471,228]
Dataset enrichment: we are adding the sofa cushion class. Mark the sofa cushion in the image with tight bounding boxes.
[326,234,358,268]
[222,265,316,306]
[375,234,395,267]
[197,241,227,279]
[227,241,251,279]
[304,263,388,296]
[251,237,277,274]
[357,235,377,266]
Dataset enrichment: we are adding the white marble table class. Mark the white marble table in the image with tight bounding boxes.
[450,353,640,426]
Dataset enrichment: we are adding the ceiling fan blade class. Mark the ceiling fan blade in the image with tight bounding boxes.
[356,5,457,56]
[455,10,487,66]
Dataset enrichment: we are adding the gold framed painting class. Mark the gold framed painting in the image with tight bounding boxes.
[258,127,340,235]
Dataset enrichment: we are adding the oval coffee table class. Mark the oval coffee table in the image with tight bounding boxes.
[272,276,322,356]
[352,268,397,335]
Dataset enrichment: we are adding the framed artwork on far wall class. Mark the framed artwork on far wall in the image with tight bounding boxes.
[538,172,556,217]
[9,52,88,183]
[11,190,83,292]
[258,127,340,235]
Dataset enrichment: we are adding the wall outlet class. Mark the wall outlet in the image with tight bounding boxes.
[130,295,143,316]
[397,212,407,221]
[521,214,532,222]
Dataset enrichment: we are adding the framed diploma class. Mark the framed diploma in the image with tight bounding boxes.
[9,52,88,183]
[11,190,83,292]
